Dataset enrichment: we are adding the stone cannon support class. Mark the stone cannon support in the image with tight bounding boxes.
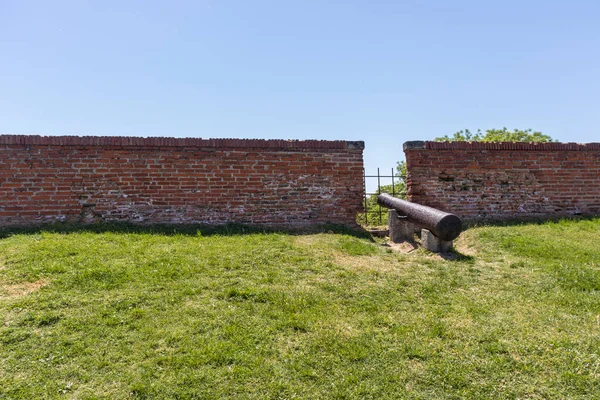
[388,209,416,243]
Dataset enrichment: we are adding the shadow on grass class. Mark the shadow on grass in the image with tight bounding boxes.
[0,222,375,240]
[461,215,600,231]
[439,249,475,262]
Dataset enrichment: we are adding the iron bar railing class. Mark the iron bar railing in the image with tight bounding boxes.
[362,167,405,226]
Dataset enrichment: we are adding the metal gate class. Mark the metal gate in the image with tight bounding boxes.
[362,167,405,226]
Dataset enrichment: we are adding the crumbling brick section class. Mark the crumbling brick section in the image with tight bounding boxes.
[0,135,365,227]
[404,141,600,221]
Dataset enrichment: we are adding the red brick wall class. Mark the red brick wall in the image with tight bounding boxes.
[0,135,364,227]
[404,141,600,221]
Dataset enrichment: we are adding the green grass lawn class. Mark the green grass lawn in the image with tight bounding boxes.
[1,220,600,399]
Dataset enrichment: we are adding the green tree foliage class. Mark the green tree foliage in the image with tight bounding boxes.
[435,128,555,143]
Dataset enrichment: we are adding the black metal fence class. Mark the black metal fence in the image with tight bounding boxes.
[362,167,402,226]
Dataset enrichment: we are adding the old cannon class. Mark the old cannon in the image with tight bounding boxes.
[377,193,462,252]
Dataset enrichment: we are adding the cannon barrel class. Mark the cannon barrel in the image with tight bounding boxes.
[377,193,462,241]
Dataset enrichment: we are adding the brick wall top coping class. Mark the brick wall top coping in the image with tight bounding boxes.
[403,141,600,151]
[0,135,365,151]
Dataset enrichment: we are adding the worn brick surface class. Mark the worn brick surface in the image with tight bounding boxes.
[0,135,364,227]
[404,141,600,221]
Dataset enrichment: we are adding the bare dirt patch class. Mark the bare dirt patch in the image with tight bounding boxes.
[384,240,419,253]
[0,280,48,299]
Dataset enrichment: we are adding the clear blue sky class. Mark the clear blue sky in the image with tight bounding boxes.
[2,0,599,182]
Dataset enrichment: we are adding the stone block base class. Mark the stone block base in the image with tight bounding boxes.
[388,209,415,243]
[421,229,453,253]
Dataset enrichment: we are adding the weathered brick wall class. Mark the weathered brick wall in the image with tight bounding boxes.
[404,141,600,221]
[0,135,364,227]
